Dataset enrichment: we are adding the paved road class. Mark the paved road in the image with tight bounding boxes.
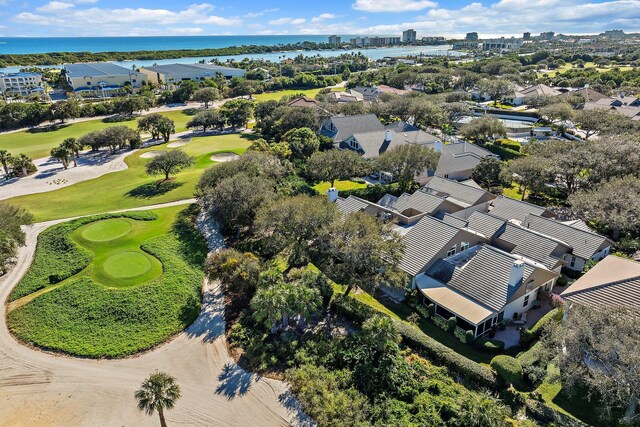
[0,201,307,426]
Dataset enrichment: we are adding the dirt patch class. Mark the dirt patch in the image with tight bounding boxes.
[210,152,240,162]
[139,151,163,159]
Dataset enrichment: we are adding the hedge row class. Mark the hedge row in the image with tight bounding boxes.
[484,143,523,160]
[524,399,588,427]
[8,211,158,301]
[332,295,497,388]
[520,307,561,346]
[338,183,402,203]
[490,355,524,388]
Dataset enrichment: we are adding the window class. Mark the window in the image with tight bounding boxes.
[523,295,530,307]
[447,245,456,257]
[461,241,469,252]
[570,256,576,268]
[86,81,92,86]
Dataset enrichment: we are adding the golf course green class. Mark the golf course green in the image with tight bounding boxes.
[7,205,207,358]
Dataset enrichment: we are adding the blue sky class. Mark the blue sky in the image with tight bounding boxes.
[1,0,639,37]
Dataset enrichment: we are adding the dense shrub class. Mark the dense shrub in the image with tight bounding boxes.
[490,355,524,388]
[520,308,561,346]
[338,183,402,203]
[495,139,522,152]
[332,294,378,323]
[484,143,523,160]
[8,212,157,301]
[475,337,506,353]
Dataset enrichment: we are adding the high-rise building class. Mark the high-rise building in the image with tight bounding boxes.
[328,35,341,45]
[539,31,555,41]
[523,32,531,40]
[466,32,479,41]
[402,29,417,43]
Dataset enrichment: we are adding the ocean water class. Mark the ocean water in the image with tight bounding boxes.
[0,35,334,54]
[0,36,465,73]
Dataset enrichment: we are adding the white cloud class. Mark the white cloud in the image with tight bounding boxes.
[268,17,306,26]
[352,0,438,12]
[244,8,279,18]
[13,3,243,34]
[311,13,337,23]
[37,1,75,13]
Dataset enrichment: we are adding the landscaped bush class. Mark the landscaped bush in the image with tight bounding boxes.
[490,355,524,388]
[338,183,401,202]
[475,337,506,353]
[447,316,457,332]
[556,276,568,287]
[394,320,497,388]
[332,294,378,324]
[8,211,158,301]
[520,308,561,346]
[484,143,523,160]
[495,139,521,152]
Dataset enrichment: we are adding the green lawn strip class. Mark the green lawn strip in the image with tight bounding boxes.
[0,110,194,159]
[6,205,207,358]
[251,88,327,102]
[312,180,368,194]
[5,133,250,221]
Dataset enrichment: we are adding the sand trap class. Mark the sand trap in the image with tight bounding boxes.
[140,151,163,159]
[167,141,188,148]
[210,152,240,162]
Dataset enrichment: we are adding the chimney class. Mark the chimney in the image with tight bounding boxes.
[384,129,392,142]
[508,260,525,287]
[327,187,339,202]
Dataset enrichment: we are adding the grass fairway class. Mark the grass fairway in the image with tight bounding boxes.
[7,205,207,358]
[0,109,195,159]
[252,86,345,102]
[5,133,251,221]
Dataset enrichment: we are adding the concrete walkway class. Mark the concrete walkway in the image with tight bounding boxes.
[0,201,308,426]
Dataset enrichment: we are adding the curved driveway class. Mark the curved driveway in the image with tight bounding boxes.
[0,201,307,426]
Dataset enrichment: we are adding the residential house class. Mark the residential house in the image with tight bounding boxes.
[488,196,555,222]
[326,90,365,103]
[287,96,320,108]
[504,84,561,106]
[139,63,245,86]
[320,114,384,146]
[351,85,410,101]
[343,127,441,159]
[417,245,558,337]
[0,72,44,98]
[560,87,608,105]
[523,213,613,272]
[64,63,147,95]
[420,176,496,216]
[561,256,640,311]
[429,142,497,181]
[584,94,640,121]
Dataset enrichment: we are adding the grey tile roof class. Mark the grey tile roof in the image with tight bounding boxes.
[434,211,469,228]
[423,176,492,207]
[377,193,398,208]
[399,215,462,276]
[466,211,506,239]
[489,196,552,222]
[64,62,142,77]
[523,213,612,260]
[427,245,535,312]
[561,256,640,308]
[320,114,383,142]
[385,121,419,132]
[435,142,494,177]
[350,130,409,159]
[389,189,447,215]
[496,223,567,269]
[142,63,244,77]
[335,196,368,215]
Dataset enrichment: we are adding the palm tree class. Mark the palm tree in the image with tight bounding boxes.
[62,137,84,166]
[50,145,70,169]
[0,149,13,175]
[135,371,181,427]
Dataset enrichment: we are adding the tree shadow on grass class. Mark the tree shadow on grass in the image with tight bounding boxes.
[126,180,184,198]
[215,363,254,399]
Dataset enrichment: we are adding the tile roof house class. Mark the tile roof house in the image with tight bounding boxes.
[398,216,487,278]
[561,256,640,309]
[344,128,442,159]
[523,213,613,272]
[505,84,562,106]
[488,196,554,222]
[287,96,320,108]
[421,176,496,211]
[417,245,559,336]
[560,87,608,105]
[432,142,497,181]
[320,114,384,145]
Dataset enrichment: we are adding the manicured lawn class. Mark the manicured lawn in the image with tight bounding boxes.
[312,180,368,193]
[503,183,526,201]
[0,109,195,159]
[251,86,345,102]
[7,205,207,358]
[5,133,251,221]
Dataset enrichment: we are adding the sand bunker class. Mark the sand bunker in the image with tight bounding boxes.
[167,142,188,148]
[210,152,240,162]
[140,151,163,159]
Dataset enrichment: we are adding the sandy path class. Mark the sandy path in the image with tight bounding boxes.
[0,200,307,427]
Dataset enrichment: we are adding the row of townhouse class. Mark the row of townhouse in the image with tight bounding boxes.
[334,177,613,337]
